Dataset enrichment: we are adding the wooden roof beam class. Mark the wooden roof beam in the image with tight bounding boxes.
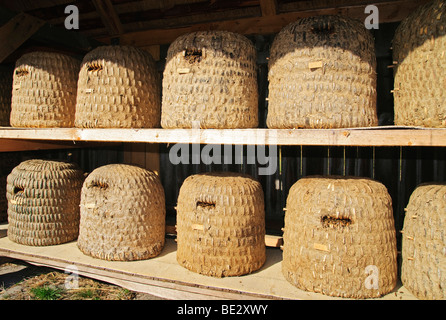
[98,0,429,47]
[260,0,278,16]
[92,0,124,37]
[0,12,45,63]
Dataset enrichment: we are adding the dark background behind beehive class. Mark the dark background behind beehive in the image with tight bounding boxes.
[1,22,445,252]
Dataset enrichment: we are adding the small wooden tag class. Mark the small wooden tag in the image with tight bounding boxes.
[191,224,204,231]
[177,68,191,74]
[314,243,330,252]
[309,61,323,69]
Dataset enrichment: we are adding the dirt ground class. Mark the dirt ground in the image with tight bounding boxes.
[0,257,166,300]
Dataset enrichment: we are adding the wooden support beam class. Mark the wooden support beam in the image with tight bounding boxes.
[92,0,124,36]
[260,0,278,17]
[0,6,103,56]
[0,13,45,63]
[97,0,429,46]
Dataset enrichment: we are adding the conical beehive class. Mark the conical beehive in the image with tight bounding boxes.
[176,172,266,277]
[161,31,258,129]
[267,15,378,129]
[6,160,84,246]
[401,183,446,300]
[392,0,446,127]
[77,164,166,261]
[10,51,80,128]
[75,45,161,128]
[0,66,13,127]
[282,176,397,298]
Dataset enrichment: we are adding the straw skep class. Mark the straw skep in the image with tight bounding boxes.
[267,15,378,129]
[282,176,397,298]
[176,172,265,277]
[161,31,258,129]
[401,183,446,300]
[6,159,84,246]
[77,164,166,261]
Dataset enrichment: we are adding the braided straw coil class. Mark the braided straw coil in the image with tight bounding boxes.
[77,164,166,261]
[392,0,446,127]
[75,45,161,128]
[0,66,13,126]
[176,172,265,277]
[401,183,446,300]
[161,31,258,128]
[6,160,84,246]
[282,176,397,298]
[267,15,378,129]
[10,52,80,128]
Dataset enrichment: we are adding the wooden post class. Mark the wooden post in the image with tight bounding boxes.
[0,13,45,62]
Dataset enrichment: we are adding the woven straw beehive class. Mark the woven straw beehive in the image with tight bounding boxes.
[267,15,378,129]
[401,183,446,300]
[161,31,258,129]
[392,0,446,127]
[0,66,13,126]
[77,164,165,261]
[10,52,80,128]
[282,176,397,298]
[6,160,84,246]
[176,172,265,277]
[75,45,161,128]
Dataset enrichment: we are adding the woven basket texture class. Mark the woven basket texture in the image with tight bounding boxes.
[77,164,166,261]
[161,31,258,129]
[0,66,13,126]
[75,45,161,128]
[6,160,84,246]
[393,0,446,127]
[401,183,446,300]
[176,172,265,277]
[10,52,80,128]
[267,15,378,129]
[282,176,397,298]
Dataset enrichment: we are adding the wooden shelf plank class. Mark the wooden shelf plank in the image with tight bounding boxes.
[1,127,446,147]
[0,224,417,300]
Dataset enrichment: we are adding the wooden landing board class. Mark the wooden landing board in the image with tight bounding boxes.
[0,127,446,147]
[0,224,417,300]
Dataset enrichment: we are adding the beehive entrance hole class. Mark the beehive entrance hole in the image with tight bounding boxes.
[91,181,108,190]
[87,62,103,72]
[15,68,29,77]
[321,215,352,228]
[196,200,215,209]
[311,22,335,36]
[13,186,24,195]
[184,48,203,64]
